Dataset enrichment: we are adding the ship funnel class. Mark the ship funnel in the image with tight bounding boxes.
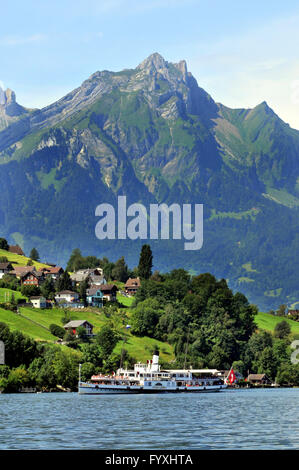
[152,353,159,372]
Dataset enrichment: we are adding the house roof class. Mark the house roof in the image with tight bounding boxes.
[63,320,93,329]
[48,266,64,274]
[9,245,25,256]
[30,296,46,300]
[77,268,103,275]
[11,266,36,276]
[56,290,78,295]
[247,374,270,380]
[87,287,103,296]
[20,270,43,279]
[125,277,141,288]
[70,272,90,282]
[100,284,118,292]
[0,262,13,270]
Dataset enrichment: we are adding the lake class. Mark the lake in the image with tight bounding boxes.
[0,388,299,450]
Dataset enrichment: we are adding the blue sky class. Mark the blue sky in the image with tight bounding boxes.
[1,0,299,128]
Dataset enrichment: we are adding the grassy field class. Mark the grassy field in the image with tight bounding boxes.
[255,311,299,336]
[18,306,107,333]
[0,308,57,341]
[117,293,135,307]
[0,248,51,270]
[0,288,27,303]
[0,303,175,362]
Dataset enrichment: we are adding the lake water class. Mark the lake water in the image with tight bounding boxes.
[0,388,299,450]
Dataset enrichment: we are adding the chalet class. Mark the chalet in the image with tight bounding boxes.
[125,277,141,295]
[246,374,272,386]
[89,273,106,286]
[86,287,104,307]
[9,245,25,256]
[55,290,80,304]
[20,270,44,286]
[63,320,94,337]
[70,268,105,288]
[100,284,118,302]
[43,266,64,281]
[77,267,104,277]
[0,262,13,279]
[30,296,47,309]
[10,266,36,279]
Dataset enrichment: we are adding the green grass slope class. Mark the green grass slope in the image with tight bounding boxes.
[255,311,299,336]
[0,304,175,363]
[0,248,51,270]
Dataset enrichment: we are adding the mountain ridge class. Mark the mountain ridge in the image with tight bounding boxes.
[0,53,298,310]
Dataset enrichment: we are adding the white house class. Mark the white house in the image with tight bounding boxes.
[30,296,47,309]
[55,290,80,303]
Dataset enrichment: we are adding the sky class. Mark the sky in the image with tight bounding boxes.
[1,0,299,128]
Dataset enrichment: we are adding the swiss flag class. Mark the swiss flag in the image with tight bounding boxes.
[228,369,236,384]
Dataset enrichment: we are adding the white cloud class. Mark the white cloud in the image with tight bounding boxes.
[0,34,46,46]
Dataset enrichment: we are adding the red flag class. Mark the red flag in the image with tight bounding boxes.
[228,369,236,384]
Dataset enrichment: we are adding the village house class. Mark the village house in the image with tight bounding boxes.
[55,290,80,304]
[0,262,13,279]
[246,374,272,386]
[38,266,64,281]
[89,273,106,286]
[20,270,44,287]
[78,267,104,277]
[70,268,106,289]
[30,296,47,309]
[10,265,36,279]
[125,277,141,295]
[63,320,94,337]
[100,284,118,302]
[86,287,104,307]
[9,245,25,256]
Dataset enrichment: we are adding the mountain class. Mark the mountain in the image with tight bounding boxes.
[1,52,299,310]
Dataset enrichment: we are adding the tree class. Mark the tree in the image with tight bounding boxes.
[277,304,287,316]
[111,256,129,282]
[131,298,163,337]
[138,244,153,279]
[79,278,89,307]
[274,320,291,339]
[257,346,279,380]
[29,248,40,262]
[66,248,83,272]
[95,325,119,359]
[40,277,55,300]
[0,238,9,251]
[21,285,41,298]
[49,324,65,339]
[55,271,72,292]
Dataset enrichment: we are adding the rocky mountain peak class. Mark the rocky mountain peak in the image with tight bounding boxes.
[173,59,188,79]
[0,87,17,107]
[137,52,167,73]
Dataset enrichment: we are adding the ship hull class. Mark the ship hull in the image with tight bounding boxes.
[78,384,226,395]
